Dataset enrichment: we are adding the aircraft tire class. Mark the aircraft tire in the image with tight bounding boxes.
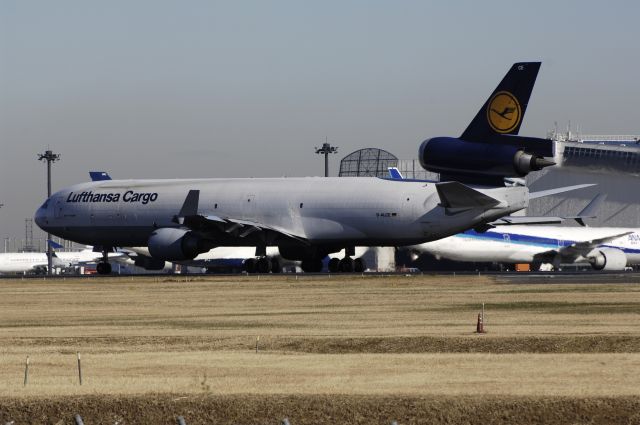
[339,257,354,273]
[301,258,323,273]
[97,262,112,275]
[354,257,366,273]
[244,258,257,273]
[312,258,323,272]
[256,257,272,273]
[300,259,312,273]
[328,258,340,273]
[270,257,281,273]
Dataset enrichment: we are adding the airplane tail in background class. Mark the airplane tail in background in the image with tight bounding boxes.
[90,171,112,181]
[47,239,64,250]
[461,62,540,142]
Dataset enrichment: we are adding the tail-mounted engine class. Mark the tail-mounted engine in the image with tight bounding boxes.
[419,136,555,185]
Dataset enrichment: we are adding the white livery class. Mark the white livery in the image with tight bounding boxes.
[411,226,640,271]
[0,249,126,274]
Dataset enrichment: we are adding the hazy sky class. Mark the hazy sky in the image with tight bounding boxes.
[1,0,639,244]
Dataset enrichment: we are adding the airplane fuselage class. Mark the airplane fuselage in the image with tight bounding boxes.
[0,250,125,274]
[413,226,640,267]
[36,177,528,254]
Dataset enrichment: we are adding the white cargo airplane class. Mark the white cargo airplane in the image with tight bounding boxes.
[34,62,591,274]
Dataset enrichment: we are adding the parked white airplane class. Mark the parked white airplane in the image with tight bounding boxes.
[127,246,285,273]
[0,247,126,274]
[35,62,590,274]
[410,226,640,271]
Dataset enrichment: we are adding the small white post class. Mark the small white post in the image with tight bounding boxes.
[24,356,29,386]
[77,352,83,385]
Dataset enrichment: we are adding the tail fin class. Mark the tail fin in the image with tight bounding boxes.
[89,171,112,181]
[461,62,541,142]
[387,167,404,180]
[47,239,64,250]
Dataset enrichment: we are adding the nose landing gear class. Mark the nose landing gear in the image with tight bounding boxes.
[96,262,112,275]
[96,248,112,275]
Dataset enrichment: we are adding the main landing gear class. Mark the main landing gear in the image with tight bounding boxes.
[300,258,323,273]
[244,256,281,274]
[328,256,366,273]
[96,248,112,275]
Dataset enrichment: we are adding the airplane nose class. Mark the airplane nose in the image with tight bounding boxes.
[34,207,46,229]
[34,200,51,231]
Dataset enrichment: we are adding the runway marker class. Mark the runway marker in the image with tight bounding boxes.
[77,352,83,385]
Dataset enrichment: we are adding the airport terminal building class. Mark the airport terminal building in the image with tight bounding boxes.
[526,132,640,228]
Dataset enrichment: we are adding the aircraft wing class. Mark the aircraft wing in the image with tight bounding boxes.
[558,231,634,259]
[529,230,635,264]
[175,190,310,245]
[50,252,69,268]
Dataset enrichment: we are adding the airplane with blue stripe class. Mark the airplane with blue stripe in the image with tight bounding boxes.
[410,225,640,271]
[385,170,633,271]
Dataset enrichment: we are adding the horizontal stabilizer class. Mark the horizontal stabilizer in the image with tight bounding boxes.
[529,184,595,200]
[436,182,501,209]
[492,216,565,226]
[491,192,604,227]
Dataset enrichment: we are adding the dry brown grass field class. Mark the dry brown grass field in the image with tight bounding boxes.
[0,274,639,424]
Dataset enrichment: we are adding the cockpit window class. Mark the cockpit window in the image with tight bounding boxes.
[40,199,50,210]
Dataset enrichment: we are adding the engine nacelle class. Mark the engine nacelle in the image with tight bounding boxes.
[148,228,209,261]
[588,248,627,271]
[134,256,167,271]
[419,137,553,179]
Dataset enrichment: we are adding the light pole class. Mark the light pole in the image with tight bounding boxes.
[314,142,338,177]
[38,149,60,275]
[0,204,3,250]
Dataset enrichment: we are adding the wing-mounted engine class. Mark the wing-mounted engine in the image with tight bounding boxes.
[587,248,627,271]
[133,256,167,271]
[148,228,212,261]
